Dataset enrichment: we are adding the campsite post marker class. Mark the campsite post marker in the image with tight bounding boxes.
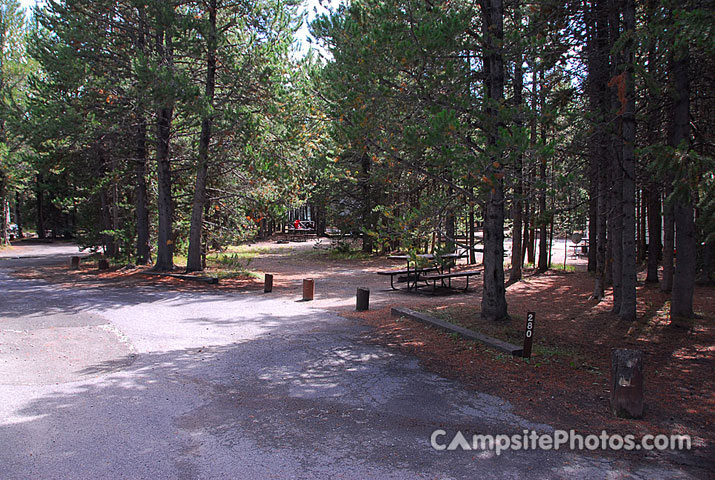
[522,312,535,358]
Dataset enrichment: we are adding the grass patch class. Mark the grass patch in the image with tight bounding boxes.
[326,249,372,261]
[553,264,577,272]
[205,251,256,277]
[213,270,261,280]
[172,244,273,278]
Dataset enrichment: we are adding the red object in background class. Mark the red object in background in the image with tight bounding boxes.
[294,219,300,230]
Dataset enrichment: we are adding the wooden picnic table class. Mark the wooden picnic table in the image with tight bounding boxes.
[569,240,589,257]
[287,227,316,242]
[382,252,474,291]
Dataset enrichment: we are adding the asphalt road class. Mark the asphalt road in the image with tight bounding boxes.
[0,243,703,479]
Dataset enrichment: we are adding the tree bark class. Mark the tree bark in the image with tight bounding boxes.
[637,189,647,263]
[619,0,637,321]
[134,4,151,265]
[468,200,476,264]
[36,174,45,239]
[536,68,549,273]
[445,207,455,252]
[586,0,598,275]
[154,27,175,272]
[608,0,623,313]
[670,47,695,318]
[587,149,598,272]
[589,0,609,301]
[509,4,524,284]
[661,187,674,292]
[14,191,22,238]
[134,119,151,264]
[480,0,508,322]
[0,177,8,246]
[187,0,217,273]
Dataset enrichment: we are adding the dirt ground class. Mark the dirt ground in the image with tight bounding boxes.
[11,237,714,467]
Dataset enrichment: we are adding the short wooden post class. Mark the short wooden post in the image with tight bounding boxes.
[71,256,81,270]
[610,348,644,419]
[356,287,370,311]
[98,258,109,271]
[522,312,535,358]
[302,278,314,301]
[264,274,273,293]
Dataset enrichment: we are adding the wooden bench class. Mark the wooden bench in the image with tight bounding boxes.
[418,270,481,292]
[376,267,439,290]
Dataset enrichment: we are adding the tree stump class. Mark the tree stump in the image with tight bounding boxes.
[71,256,81,270]
[264,274,273,293]
[610,348,644,418]
[356,287,370,311]
[303,278,314,301]
[98,259,110,271]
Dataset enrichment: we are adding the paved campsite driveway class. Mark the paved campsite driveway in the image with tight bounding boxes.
[0,243,699,479]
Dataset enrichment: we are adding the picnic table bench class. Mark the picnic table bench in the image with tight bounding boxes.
[376,266,439,290]
[418,270,481,292]
[287,228,316,242]
[569,240,589,257]
[379,252,473,292]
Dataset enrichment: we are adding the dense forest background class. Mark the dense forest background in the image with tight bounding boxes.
[0,0,712,321]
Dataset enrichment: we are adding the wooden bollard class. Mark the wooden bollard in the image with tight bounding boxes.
[356,287,370,311]
[610,348,644,419]
[264,274,273,293]
[302,278,314,301]
[98,259,110,271]
[71,256,81,270]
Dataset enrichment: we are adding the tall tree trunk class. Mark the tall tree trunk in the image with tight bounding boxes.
[480,0,508,321]
[100,189,117,257]
[36,174,45,239]
[586,0,598,274]
[619,0,637,321]
[154,28,175,272]
[445,207,455,253]
[523,192,532,265]
[536,68,549,273]
[537,164,548,271]
[14,191,22,238]
[608,0,623,313]
[589,0,609,301]
[187,0,217,273]
[587,149,598,272]
[509,3,524,283]
[98,149,118,258]
[0,13,7,246]
[661,187,674,291]
[135,120,151,264]
[525,60,536,267]
[608,136,623,312]
[0,177,8,246]
[637,189,647,263]
[469,199,476,264]
[134,4,151,264]
[670,45,695,318]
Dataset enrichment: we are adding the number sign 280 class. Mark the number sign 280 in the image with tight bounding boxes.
[522,312,535,358]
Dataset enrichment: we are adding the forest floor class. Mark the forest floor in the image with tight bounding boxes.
[9,236,714,470]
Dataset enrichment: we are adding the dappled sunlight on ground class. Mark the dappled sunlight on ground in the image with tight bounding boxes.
[7,239,714,468]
